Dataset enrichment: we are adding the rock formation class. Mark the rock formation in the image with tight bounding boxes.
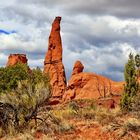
[63,61,124,101]
[72,60,84,76]
[6,54,28,67]
[97,98,116,109]
[44,17,66,98]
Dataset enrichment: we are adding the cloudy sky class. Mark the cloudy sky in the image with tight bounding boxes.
[0,0,140,81]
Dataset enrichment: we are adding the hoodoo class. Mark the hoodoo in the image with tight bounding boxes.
[6,54,28,67]
[63,60,124,102]
[72,60,84,76]
[44,17,66,98]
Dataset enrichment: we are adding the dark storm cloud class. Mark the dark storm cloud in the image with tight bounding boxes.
[62,16,140,55]
[2,6,51,25]
[16,0,140,18]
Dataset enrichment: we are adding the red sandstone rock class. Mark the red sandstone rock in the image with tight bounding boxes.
[97,95,121,109]
[138,76,140,83]
[6,54,28,66]
[48,99,60,105]
[72,60,84,76]
[97,98,115,109]
[63,61,124,102]
[44,17,66,98]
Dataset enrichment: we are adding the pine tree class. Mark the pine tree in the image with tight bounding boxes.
[121,53,139,110]
[135,54,140,77]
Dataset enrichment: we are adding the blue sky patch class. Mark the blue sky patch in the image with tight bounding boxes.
[0,29,16,35]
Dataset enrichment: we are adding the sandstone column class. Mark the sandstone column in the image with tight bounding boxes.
[44,17,66,98]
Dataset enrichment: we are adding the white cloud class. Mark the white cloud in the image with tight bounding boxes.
[28,58,44,68]
[0,0,140,81]
[0,33,47,53]
[0,53,8,66]
[63,42,137,81]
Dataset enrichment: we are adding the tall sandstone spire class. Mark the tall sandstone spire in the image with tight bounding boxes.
[44,17,66,98]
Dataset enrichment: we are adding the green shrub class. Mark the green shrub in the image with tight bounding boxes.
[68,101,79,111]
[0,63,29,92]
[0,64,51,135]
[121,53,140,110]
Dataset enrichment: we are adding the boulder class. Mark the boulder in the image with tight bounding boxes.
[44,17,66,98]
[97,95,121,109]
[97,98,115,109]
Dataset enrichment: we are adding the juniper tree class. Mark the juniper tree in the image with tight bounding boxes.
[121,53,139,110]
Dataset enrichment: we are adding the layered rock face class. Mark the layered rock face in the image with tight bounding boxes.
[63,61,124,101]
[6,54,28,66]
[44,17,66,98]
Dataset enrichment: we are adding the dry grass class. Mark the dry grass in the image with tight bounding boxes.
[102,116,140,139]
[1,99,140,139]
[52,100,140,139]
[51,100,122,124]
[118,118,140,138]
[1,132,54,140]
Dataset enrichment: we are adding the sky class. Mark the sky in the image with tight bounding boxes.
[0,0,140,81]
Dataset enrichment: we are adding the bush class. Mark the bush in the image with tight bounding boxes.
[130,92,140,117]
[0,63,29,92]
[68,101,79,111]
[121,53,140,110]
[0,64,51,135]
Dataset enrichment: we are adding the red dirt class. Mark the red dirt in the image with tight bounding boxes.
[55,120,138,140]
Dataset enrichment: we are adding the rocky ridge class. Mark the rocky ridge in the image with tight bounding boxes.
[6,17,124,105]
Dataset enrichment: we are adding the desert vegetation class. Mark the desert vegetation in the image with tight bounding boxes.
[0,17,140,139]
[0,63,75,139]
[121,53,140,111]
[0,53,140,140]
[0,63,52,137]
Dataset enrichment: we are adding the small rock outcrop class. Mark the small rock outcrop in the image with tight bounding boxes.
[97,98,115,109]
[72,60,84,76]
[63,61,124,101]
[6,54,28,66]
[44,17,66,98]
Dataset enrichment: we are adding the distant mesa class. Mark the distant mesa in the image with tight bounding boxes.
[6,54,28,67]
